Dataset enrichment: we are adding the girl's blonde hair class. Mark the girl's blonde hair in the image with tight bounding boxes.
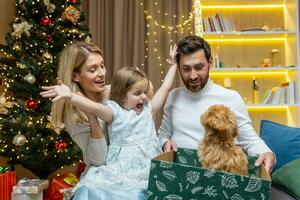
[110,67,149,106]
[51,42,103,133]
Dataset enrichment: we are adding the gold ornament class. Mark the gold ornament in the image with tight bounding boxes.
[13,134,26,146]
[12,21,33,38]
[70,28,78,33]
[24,73,36,84]
[42,52,53,60]
[43,0,55,13]
[85,36,91,43]
[13,44,21,51]
[16,62,27,69]
[61,5,80,25]
[47,115,64,134]
[0,93,14,115]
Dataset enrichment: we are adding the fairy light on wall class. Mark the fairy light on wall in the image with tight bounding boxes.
[193,0,203,36]
[141,0,194,82]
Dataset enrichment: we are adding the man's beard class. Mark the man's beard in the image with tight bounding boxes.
[183,76,208,93]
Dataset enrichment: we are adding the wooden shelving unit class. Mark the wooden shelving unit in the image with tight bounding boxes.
[194,0,300,131]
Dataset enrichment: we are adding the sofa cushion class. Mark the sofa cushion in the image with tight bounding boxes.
[272,158,300,199]
[260,120,300,172]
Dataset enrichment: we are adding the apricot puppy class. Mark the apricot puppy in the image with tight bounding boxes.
[198,105,248,176]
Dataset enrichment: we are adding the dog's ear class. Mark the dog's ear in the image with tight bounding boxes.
[226,111,238,137]
[201,107,228,132]
[201,105,238,133]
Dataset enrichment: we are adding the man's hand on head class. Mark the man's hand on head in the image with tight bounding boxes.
[163,140,178,152]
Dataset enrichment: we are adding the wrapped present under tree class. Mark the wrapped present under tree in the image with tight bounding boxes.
[0,167,16,200]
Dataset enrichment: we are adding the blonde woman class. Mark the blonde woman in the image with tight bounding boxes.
[51,41,110,167]
[41,46,178,199]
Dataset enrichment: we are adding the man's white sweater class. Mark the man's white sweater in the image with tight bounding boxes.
[158,79,271,156]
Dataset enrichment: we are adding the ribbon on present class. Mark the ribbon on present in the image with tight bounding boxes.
[63,173,78,187]
[0,167,9,173]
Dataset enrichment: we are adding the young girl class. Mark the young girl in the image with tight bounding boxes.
[40,45,177,199]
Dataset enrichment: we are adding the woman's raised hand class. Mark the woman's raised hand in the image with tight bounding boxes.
[166,44,178,66]
[40,82,72,102]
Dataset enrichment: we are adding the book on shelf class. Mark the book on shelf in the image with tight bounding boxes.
[261,82,296,105]
[202,13,236,32]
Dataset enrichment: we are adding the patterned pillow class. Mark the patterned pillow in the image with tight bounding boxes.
[260,120,300,172]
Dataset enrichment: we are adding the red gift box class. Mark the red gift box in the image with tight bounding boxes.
[0,171,17,200]
[44,172,78,200]
[76,162,86,176]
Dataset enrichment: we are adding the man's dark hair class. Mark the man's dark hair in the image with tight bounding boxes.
[176,36,211,64]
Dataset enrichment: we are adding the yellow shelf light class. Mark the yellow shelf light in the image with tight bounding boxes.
[247,105,292,110]
[205,38,286,43]
[210,71,288,77]
[200,5,284,9]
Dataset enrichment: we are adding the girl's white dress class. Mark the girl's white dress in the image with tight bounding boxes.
[73,100,162,199]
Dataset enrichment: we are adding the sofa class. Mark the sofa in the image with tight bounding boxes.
[260,120,300,200]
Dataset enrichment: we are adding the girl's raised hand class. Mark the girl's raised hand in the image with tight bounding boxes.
[40,82,72,102]
[166,44,178,66]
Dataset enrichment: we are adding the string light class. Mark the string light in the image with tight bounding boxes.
[142,0,194,82]
[194,0,203,36]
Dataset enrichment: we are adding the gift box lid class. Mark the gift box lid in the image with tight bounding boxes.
[12,179,49,194]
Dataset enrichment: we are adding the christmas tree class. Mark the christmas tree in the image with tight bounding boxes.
[0,0,91,178]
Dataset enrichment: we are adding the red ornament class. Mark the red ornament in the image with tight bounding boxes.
[47,35,54,44]
[26,99,37,110]
[40,17,52,26]
[55,140,68,152]
[70,0,78,3]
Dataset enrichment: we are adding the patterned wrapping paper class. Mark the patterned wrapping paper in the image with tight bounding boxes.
[44,172,77,200]
[0,171,17,200]
[12,179,49,194]
[147,148,271,200]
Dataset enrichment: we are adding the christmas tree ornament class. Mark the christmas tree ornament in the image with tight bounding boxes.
[47,115,63,134]
[47,35,54,44]
[12,21,32,38]
[70,28,78,33]
[24,73,36,84]
[70,0,78,4]
[43,0,55,13]
[13,134,27,146]
[0,93,14,115]
[13,44,21,51]
[40,16,52,26]
[42,52,53,60]
[55,140,68,152]
[85,36,91,43]
[16,62,27,69]
[62,5,80,24]
[26,99,37,110]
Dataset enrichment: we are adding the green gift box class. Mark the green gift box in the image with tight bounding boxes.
[147,147,271,200]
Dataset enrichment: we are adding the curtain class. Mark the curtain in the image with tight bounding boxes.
[83,0,193,85]
[83,0,193,126]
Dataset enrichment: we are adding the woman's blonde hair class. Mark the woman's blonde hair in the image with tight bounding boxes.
[110,67,149,106]
[51,41,103,133]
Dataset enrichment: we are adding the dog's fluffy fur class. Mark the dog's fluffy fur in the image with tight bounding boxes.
[198,105,248,176]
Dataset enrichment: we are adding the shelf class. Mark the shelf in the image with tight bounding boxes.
[195,0,299,129]
[210,67,297,77]
[200,31,296,42]
[198,0,285,7]
[211,67,296,71]
[247,104,298,108]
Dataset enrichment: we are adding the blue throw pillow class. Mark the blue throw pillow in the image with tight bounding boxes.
[260,120,300,172]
